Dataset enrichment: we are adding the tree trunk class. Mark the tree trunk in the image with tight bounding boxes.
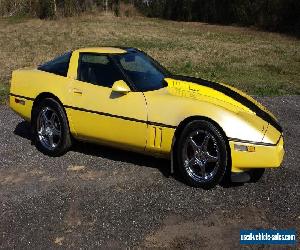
[53,0,57,16]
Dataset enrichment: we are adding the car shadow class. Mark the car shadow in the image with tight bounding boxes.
[13,121,244,187]
[14,120,32,141]
[13,121,172,178]
[71,142,172,178]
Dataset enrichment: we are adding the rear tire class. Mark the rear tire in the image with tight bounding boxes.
[176,120,228,189]
[32,98,72,156]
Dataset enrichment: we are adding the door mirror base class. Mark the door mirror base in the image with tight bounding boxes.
[112,80,131,94]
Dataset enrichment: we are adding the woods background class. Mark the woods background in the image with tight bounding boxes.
[0,0,299,36]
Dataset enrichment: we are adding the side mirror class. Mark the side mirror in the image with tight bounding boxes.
[112,80,131,94]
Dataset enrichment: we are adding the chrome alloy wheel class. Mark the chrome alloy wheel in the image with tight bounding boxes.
[37,107,62,150]
[182,130,220,182]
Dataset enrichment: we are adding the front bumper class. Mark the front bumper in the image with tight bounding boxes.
[230,136,284,173]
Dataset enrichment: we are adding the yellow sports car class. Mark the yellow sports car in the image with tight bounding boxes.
[9,47,284,188]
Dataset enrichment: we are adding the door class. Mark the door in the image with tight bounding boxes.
[66,53,148,150]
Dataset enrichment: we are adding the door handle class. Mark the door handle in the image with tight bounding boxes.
[73,88,83,95]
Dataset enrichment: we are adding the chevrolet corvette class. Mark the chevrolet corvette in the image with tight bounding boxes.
[9,47,284,188]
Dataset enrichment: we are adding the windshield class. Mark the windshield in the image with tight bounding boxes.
[113,52,169,92]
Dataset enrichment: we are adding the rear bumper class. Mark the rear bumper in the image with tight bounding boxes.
[9,94,33,121]
[230,136,284,173]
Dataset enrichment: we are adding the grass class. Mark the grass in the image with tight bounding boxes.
[0,82,9,104]
[0,14,299,104]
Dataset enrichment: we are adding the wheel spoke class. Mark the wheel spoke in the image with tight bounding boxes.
[188,137,200,152]
[42,112,49,123]
[195,158,206,177]
[201,133,210,151]
[38,127,45,136]
[185,156,196,168]
[48,134,55,148]
[50,113,56,124]
[206,152,218,163]
[52,127,61,136]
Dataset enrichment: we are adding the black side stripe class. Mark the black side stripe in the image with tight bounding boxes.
[228,137,280,147]
[10,93,35,101]
[171,75,283,133]
[9,93,176,129]
[64,105,177,129]
[148,121,177,129]
[10,93,280,144]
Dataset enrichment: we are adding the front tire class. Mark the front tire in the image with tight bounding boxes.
[32,98,72,156]
[176,120,228,189]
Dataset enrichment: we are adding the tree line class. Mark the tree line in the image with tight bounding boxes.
[0,0,110,18]
[0,0,299,35]
[136,0,300,36]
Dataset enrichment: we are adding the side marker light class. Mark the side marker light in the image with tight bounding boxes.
[15,98,25,105]
[234,144,256,152]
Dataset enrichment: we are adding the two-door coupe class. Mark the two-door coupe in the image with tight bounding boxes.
[9,47,284,188]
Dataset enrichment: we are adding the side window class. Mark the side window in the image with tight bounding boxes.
[78,53,124,88]
[38,52,71,77]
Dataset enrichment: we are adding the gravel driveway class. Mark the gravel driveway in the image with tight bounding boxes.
[0,96,299,249]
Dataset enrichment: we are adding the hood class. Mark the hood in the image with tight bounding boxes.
[164,75,282,133]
